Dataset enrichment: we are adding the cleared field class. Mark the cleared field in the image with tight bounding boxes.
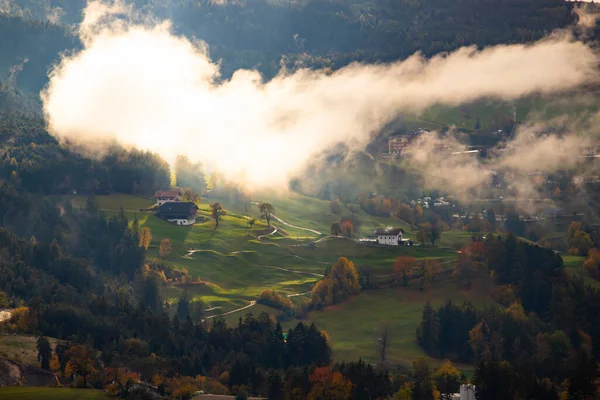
[0,387,111,399]
[286,276,495,368]
[0,335,62,366]
[61,193,484,368]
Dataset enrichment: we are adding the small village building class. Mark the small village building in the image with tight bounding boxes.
[157,202,198,225]
[375,227,404,246]
[153,189,182,206]
[388,135,409,154]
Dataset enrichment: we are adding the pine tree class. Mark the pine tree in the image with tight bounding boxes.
[36,336,52,370]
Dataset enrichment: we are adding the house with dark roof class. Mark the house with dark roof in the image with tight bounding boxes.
[157,202,198,225]
[153,189,182,206]
[374,227,405,246]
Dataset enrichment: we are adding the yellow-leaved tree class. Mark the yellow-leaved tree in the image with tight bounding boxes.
[139,227,152,250]
[311,257,360,309]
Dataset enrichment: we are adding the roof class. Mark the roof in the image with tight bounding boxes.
[153,190,181,198]
[157,202,198,219]
[375,227,404,236]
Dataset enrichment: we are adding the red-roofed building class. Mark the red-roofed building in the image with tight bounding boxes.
[153,189,182,206]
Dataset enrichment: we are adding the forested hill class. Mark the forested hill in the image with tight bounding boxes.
[0,0,595,96]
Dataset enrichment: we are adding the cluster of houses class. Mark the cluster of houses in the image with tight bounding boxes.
[153,189,198,226]
[409,197,451,208]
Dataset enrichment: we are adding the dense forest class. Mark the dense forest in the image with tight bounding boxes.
[0,0,596,96]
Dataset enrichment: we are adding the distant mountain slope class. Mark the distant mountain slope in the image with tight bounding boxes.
[0,15,80,94]
[0,0,594,98]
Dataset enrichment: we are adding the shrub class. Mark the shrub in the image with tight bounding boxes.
[258,289,293,312]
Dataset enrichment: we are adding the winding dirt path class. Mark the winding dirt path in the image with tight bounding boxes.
[286,291,311,298]
[204,301,256,320]
[263,265,324,278]
[257,227,278,240]
[271,215,321,235]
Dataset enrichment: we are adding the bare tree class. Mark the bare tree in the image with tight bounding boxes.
[378,320,390,365]
[210,202,225,228]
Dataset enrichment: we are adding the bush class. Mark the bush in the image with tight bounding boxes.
[258,289,293,312]
[311,257,360,308]
[491,285,517,307]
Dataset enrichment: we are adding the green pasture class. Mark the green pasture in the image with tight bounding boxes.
[61,193,490,369]
[284,275,495,369]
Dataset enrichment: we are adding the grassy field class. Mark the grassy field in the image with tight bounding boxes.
[0,335,62,366]
[284,275,495,368]
[563,254,600,289]
[0,387,111,399]
[62,193,477,366]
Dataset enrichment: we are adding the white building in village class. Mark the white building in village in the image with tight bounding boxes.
[449,385,477,400]
[375,227,404,246]
[153,189,182,206]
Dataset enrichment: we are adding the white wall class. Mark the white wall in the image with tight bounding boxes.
[377,234,400,246]
[168,218,195,226]
[155,197,180,206]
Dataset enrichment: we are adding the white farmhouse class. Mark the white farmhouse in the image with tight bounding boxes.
[153,189,182,206]
[375,227,404,246]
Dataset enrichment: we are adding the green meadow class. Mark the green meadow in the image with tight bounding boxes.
[65,192,483,367]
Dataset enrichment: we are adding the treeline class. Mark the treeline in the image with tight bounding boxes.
[0,111,170,195]
[416,233,600,398]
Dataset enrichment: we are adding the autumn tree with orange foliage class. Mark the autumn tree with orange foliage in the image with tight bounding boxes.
[453,240,488,289]
[104,367,139,397]
[423,259,443,287]
[64,345,98,388]
[308,367,353,400]
[382,199,393,214]
[453,249,475,289]
[394,256,416,286]
[311,257,360,308]
[584,248,600,280]
[342,219,354,237]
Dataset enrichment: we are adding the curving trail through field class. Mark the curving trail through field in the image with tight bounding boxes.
[263,265,324,278]
[286,291,311,298]
[204,301,256,320]
[257,227,278,240]
[270,215,321,235]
